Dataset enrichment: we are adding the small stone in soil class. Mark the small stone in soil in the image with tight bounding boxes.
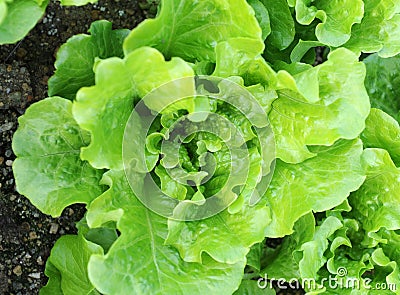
[49,223,59,234]
[13,265,22,276]
[28,273,40,279]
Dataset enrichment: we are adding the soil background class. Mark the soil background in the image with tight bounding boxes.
[0,1,154,293]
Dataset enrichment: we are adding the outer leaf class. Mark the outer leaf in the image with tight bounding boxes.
[0,0,48,45]
[344,0,400,57]
[363,53,400,122]
[40,261,63,295]
[262,0,295,50]
[41,235,102,295]
[295,0,364,47]
[72,47,194,170]
[87,170,246,295]
[48,20,130,100]
[361,108,400,166]
[264,139,365,237]
[271,48,370,163]
[349,148,400,233]
[12,97,104,216]
[123,0,263,62]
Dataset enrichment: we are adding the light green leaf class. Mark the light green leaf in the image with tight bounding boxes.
[363,53,400,122]
[41,235,103,295]
[59,0,97,6]
[124,0,263,62]
[361,108,400,166]
[261,213,315,280]
[344,0,400,57]
[87,170,246,295]
[295,0,364,47]
[247,0,271,40]
[166,194,271,264]
[48,20,130,100]
[213,38,278,88]
[262,0,295,50]
[264,139,365,237]
[271,48,370,163]
[349,148,400,233]
[233,280,276,295]
[12,97,104,217]
[72,47,194,170]
[0,0,48,45]
[40,261,63,295]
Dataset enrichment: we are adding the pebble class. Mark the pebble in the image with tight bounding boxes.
[0,157,3,165]
[9,195,16,201]
[28,232,37,240]
[0,122,13,132]
[28,273,40,279]
[49,223,59,234]
[5,160,13,167]
[12,265,22,276]
[5,150,12,157]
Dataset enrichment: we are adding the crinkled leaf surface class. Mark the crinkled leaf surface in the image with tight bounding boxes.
[123,0,263,62]
[87,170,246,295]
[270,48,370,163]
[363,53,400,122]
[72,47,194,170]
[264,139,365,237]
[0,0,48,45]
[344,0,400,57]
[41,234,102,295]
[12,97,104,216]
[295,0,363,47]
[261,0,295,50]
[361,108,400,166]
[349,148,400,233]
[48,20,130,100]
[165,190,271,264]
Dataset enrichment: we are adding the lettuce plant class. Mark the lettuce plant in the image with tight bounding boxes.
[11,0,400,294]
[0,0,97,45]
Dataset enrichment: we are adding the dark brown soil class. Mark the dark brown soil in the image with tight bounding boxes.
[0,1,153,294]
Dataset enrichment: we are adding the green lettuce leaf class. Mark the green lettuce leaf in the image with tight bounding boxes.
[264,139,365,237]
[262,0,295,50]
[349,148,400,233]
[233,280,276,295]
[87,170,246,295]
[123,0,263,62]
[271,48,370,163]
[344,0,400,57]
[294,0,363,47]
[12,97,105,216]
[72,47,194,170]
[165,188,271,264]
[361,108,400,166]
[48,20,130,100]
[0,0,48,45]
[59,0,97,5]
[363,53,400,122]
[247,0,271,40]
[40,234,103,295]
